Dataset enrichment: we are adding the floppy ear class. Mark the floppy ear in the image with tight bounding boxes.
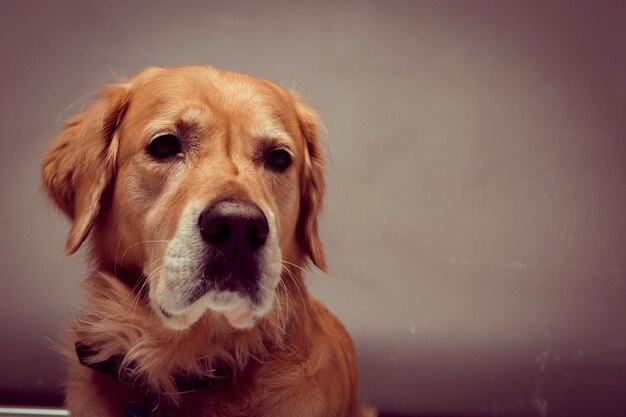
[295,100,327,271]
[42,84,130,255]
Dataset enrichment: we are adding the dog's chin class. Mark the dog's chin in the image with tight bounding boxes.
[155,289,275,331]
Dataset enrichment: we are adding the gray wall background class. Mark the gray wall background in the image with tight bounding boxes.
[1,1,625,416]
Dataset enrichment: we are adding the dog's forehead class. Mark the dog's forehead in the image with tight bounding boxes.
[128,67,297,134]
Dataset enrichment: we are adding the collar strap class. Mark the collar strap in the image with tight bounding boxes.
[75,341,227,393]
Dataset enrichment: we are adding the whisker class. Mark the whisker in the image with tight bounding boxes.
[281,263,306,304]
[119,240,171,265]
[54,91,98,124]
[281,260,307,274]
[128,262,163,317]
[108,255,163,317]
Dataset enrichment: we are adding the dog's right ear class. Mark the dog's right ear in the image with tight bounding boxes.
[42,84,131,255]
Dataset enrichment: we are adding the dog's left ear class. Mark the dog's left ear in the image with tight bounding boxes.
[294,99,327,271]
[42,84,131,255]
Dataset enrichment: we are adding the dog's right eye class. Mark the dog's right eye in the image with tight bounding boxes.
[147,133,183,159]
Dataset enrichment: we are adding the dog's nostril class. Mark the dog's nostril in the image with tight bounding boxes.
[201,221,231,244]
[247,222,269,248]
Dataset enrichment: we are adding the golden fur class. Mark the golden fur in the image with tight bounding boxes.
[42,66,373,417]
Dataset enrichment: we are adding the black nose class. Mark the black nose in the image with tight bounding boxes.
[198,200,269,257]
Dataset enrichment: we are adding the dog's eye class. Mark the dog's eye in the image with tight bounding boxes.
[266,149,292,172]
[147,133,182,159]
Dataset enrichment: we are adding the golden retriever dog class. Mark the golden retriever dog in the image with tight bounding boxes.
[42,66,373,417]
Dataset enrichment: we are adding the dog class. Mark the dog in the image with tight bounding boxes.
[42,65,373,417]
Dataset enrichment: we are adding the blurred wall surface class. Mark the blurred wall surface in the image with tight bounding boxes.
[1,1,625,416]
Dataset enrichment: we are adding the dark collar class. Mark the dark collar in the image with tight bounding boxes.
[75,341,229,393]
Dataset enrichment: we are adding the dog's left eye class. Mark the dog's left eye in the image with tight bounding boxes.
[266,149,292,172]
[147,133,183,159]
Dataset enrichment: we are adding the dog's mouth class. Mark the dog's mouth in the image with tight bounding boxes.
[155,286,270,331]
[189,255,264,306]
[155,245,272,330]
[151,261,280,330]
[158,301,262,330]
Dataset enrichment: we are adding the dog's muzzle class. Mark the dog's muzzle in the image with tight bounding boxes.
[193,199,269,303]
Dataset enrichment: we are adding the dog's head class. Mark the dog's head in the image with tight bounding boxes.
[43,66,326,330]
